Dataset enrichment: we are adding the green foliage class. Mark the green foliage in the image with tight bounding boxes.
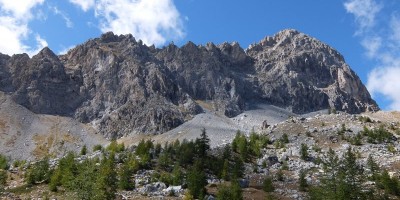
[80,145,88,155]
[349,133,363,146]
[300,143,309,160]
[195,128,210,159]
[187,160,207,199]
[387,143,396,153]
[299,170,308,191]
[119,163,135,190]
[13,160,26,169]
[107,139,125,153]
[94,153,117,200]
[362,126,394,144]
[276,169,284,181]
[232,155,244,179]
[221,159,229,181]
[377,170,400,196]
[177,139,196,167]
[232,131,248,160]
[26,157,51,185]
[72,159,97,200]
[280,133,289,144]
[310,147,366,200]
[367,155,380,181]
[0,154,8,170]
[172,164,184,185]
[274,140,285,149]
[135,139,153,157]
[216,181,242,200]
[263,176,274,192]
[248,131,270,157]
[93,144,103,152]
[359,116,372,123]
[0,170,6,194]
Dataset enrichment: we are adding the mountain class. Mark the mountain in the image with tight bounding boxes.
[0,29,379,139]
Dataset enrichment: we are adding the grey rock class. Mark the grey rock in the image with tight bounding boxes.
[0,29,379,138]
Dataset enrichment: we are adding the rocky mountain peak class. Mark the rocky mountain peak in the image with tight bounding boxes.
[0,30,379,138]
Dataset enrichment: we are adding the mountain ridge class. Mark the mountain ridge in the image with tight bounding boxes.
[0,29,379,138]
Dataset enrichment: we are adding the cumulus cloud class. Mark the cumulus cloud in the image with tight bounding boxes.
[344,0,400,110]
[0,0,47,56]
[367,66,400,110]
[70,0,185,46]
[344,0,382,34]
[69,0,94,12]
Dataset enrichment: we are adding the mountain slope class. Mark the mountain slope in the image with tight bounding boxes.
[0,30,379,138]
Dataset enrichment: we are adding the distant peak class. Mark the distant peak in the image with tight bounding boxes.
[36,47,57,58]
[276,29,300,36]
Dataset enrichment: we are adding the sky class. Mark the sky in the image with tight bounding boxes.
[0,0,399,111]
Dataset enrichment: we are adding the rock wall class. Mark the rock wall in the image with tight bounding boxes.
[0,30,379,138]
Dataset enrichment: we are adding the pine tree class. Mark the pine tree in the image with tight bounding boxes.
[299,170,308,191]
[119,163,134,190]
[195,128,210,159]
[221,159,229,181]
[187,160,207,199]
[367,154,379,181]
[94,153,117,200]
[300,143,309,160]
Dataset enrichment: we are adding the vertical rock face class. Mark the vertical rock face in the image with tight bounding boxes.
[247,29,378,113]
[0,30,379,138]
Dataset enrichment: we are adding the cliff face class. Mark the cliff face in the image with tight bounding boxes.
[0,30,379,138]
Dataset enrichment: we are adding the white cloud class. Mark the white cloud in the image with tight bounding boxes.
[367,66,400,110]
[361,36,381,58]
[50,6,73,28]
[70,0,185,46]
[0,0,44,19]
[344,0,400,110]
[69,0,94,12]
[344,0,382,34]
[0,0,47,56]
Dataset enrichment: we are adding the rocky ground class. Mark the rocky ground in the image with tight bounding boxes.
[1,109,399,199]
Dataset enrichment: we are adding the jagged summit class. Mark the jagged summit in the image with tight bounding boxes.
[0,30,379,138]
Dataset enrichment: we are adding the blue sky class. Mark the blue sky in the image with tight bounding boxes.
[0,0,399,111]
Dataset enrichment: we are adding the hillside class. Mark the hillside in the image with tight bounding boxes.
[0,29,378,140]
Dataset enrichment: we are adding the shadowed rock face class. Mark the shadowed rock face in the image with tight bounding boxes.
[0,30,379,138]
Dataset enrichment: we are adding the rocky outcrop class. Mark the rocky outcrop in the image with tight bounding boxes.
[247,29,378,113]
[0,30,379,138]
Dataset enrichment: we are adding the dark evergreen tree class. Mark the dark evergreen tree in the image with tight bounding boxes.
[187,160,207,199]
[195,128,210,159]
[94,153,117,200]
[119,163,134,190]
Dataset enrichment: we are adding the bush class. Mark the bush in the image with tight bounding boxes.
[0,169,6,194]
[300,143,309,160]
[107,139,125,153]
[299,170,308,191]
[93,144,103,152]
[263,176,274,192]
[80,145,87,155]
[216,181,242,200]
[26,157,51,185]
[0,155,8,170]
[281,133,289,144]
